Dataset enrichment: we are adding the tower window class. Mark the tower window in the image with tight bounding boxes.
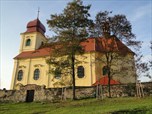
[77,66,84,78]
[54,68,61,79]
[26,39,31,46]
[17,70,23,81]
[33,69,40,80]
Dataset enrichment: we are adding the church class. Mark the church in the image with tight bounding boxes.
[10,18,136,90]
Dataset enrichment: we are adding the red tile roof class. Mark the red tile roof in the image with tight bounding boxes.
[14,48,51,59]
[14,36,134,59]
[95,37,133,54]
[81,38,95,52]
[92,76,120,86]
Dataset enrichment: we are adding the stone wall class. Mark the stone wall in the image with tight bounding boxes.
[0,82,152,102]
[0,89,26,102]
[142,82,152,96]
[101,82,152,97]
[65,87,95,99]
[102,84,136,97]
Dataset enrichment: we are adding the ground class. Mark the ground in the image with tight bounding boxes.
[0,97,152,114]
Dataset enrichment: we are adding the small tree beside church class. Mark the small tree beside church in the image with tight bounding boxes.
[46,0,93,100]
[94,11,142,97]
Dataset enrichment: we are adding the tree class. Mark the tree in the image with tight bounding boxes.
[94,11,141,48]
[150,41,152,68]
[149,41,152,79]
[94,11,142,97]
[135,52,150,79]
[134,41,151,81]
[46,0,93,100]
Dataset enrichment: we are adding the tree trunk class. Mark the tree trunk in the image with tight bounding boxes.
[108,71,111,98]
[72,54,76,100]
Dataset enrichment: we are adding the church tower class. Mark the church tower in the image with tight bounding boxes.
[19,18,48,53]
[10,18,48,90]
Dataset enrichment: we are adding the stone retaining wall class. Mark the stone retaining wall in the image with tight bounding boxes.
[0,82,151,102]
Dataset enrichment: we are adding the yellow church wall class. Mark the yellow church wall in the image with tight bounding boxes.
[11,59,30,89]
[11,52,97,89]
[26,58,48,86]
[11,49,136,90]
[12,59,33,89]
[75,52,96,86]
[46,52,96,88]
[11,57,49,89]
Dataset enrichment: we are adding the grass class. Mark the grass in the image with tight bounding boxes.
[0,97,152,114]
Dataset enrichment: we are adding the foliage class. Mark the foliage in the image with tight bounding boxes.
[94,11,141,49]
[149,41,152,79]
[46,0,93,100]
[93,11,150,97]
[94,12,132,97]
[135,52,150,79]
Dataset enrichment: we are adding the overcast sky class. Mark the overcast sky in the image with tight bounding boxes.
[0,0,152,89]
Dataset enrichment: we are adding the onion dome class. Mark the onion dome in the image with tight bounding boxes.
[25,19,46,35]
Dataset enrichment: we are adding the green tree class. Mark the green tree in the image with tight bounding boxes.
[46,0,93,100]
[94,11,141,47]
[94,11,142,97]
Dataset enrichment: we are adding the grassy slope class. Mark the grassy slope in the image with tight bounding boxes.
[0,97,152,114]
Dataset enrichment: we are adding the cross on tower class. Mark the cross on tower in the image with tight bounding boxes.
[37,7,40,19]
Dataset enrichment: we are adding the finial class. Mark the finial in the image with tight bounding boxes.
[37,7,40,19]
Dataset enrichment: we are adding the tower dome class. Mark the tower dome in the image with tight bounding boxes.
[25,19,46,35]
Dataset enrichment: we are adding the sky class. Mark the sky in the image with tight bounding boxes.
[0,0,152,89]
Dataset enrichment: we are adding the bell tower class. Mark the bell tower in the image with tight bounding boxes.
[19,18,48,53]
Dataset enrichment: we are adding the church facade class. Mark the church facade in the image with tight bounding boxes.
[10,18,136,90]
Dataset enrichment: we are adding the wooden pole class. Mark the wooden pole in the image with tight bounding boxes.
[136,80,144,98]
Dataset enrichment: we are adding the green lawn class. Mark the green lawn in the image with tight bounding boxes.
[0,97,152,114]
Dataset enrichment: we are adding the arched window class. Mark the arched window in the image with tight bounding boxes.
[26,39,31,46]
[17,70,23,81]
[33,69,40,80]
[77,66,84,78]
[54,68,61,79]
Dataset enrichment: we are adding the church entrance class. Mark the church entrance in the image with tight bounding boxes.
[26,90,35,102]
